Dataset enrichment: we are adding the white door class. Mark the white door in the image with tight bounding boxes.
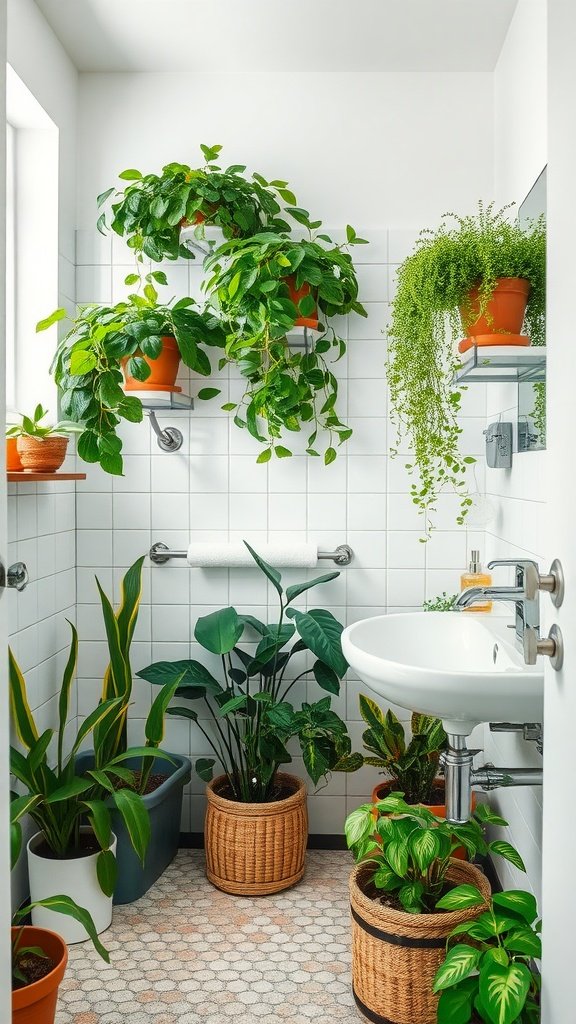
[0,0,13,1014]
[541,2,576,1020]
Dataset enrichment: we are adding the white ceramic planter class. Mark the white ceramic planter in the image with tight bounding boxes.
[27,827,117,943]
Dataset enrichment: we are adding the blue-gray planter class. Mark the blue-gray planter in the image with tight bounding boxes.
[75,750,191,905]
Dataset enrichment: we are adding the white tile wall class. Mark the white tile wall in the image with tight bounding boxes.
[73,227,489,836]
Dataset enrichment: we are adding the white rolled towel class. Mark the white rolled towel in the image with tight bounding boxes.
[186,542,318,569]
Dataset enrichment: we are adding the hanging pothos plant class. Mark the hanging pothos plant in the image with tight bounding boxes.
[97,143,297,262]
[388,202,545,534]
[202,220,368,463]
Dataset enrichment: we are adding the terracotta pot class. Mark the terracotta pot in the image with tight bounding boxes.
[459,277,531,343]
[285,275,319,330]
[16,436,68,473]
[205,772,308,896]
[458,333,531,354]
[179,210,206,228]
[6,437,23,471]
[122,334,182,392]
[11,925,68,1024]
[350,859,491,1024]
[371,778,476,860]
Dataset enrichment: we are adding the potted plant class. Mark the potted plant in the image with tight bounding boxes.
[6,405,82,473]
[388,202,545,534]
[36,278,226,474]
[202,222,368,463]
[345,794,526,1024]
[360,697,447,806]
[9,623,175,941]
[74,556,192,904]
[97,142,296,261]
[11,894,108,1024]
[138,542,362,895]
[433,889,541,1023]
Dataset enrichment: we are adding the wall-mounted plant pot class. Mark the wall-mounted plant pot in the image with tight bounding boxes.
[75,750,191,905]
[6,437,23,471]
[27,828,116,942]
[371,778,476,860]
[285,275,319,330]
[16,436,68,473]
[350,859,491,1024]
[122,334,182,392]
[205,772,308,896]
[11,925,68,1024]
[458,333,531,354]
[459,277,531,346]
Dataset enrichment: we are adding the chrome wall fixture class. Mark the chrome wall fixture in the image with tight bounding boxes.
[149,541,354,567]
[147,410,184,452]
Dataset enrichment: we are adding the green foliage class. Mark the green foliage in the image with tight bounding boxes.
[388,203,546,535]
[12,895,109,983]
[423,592,458,612]
[98,143,296,261]
[359,697,446,805]
[434,889,541,1023]
[37,285,226,474]
[345,796,524,915]
[5,403,82,440]
[137,542,362,802]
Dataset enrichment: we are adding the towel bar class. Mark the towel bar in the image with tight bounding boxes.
[149,541,354,567]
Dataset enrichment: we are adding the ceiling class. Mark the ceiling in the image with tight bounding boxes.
[33,0,518,73]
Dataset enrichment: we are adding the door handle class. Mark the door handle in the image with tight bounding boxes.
[6,562,30,592]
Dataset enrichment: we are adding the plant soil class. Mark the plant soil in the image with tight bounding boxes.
[362,877,454,915]
[114,771,168,796]
[216,780,296,804]
[35,832,101,860]
[13,952,55,990]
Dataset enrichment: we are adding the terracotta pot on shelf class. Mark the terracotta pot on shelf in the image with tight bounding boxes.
[458,276,531,353]
[205,772,308,896]
[285,275,319,330]
[350,859,491,1024]
[11,925,68,1024]
[122,334,182,392]
[6,437,23,471]
[16,436,68,473]
[371,778,476,860]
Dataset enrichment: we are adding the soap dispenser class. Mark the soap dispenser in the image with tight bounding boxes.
[460,550,492,612]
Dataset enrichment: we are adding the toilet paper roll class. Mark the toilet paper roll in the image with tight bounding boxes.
[186,542,318,568]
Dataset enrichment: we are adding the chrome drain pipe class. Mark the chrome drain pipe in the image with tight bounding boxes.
[442,733,543,824]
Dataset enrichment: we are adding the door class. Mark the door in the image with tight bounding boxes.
[541,2,576,1020]
[0,0,12,1013]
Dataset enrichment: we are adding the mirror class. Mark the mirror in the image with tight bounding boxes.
[518,167,546,451]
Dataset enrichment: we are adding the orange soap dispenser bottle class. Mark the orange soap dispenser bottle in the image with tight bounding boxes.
[461,550,492,612]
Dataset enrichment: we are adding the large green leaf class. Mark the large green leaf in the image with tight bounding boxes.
[9,648,39,749]
[479,961,532,1024]
[492,890,538,925]
[286,607,347,677]
[71,696,125,756]
[301,737,330,784]
[410,828,440,872]
[17,895,110,962]
[112,788,151,864]
[344,804,374,849]
[437,981,476,1024]
[433,945,482,993]
[385,838,409,877]
[436,884,487,912]
[285,572,339,605]
[243,541,283,597]
[503,927,542,958]
[83,798,112,849]
[489,841,526,873]
[96,848,117,897]
[58,621,78,772]
[144,678,182,746]
[312,661,340,695]
[137,659,223,696]
[194,607,243,654]
[45,777,94,804]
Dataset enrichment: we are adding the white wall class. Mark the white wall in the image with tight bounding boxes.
[484,0,547,905]
[74,70,494,835]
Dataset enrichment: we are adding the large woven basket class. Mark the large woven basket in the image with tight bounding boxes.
[350,859,491,1024]
[205,773,308,896]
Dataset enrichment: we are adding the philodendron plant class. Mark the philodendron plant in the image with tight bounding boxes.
[203,225,368,463]
[433,889,541,1024]
[36,280,226,474]
[6,404,82,441]
[138,542,362,802]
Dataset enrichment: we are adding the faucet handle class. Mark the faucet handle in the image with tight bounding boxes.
[487,559,539,599]
[523,625,564,671]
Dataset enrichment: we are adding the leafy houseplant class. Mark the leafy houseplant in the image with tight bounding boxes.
[37,280,226,474]
[203,225,368,462]
[433,889,541,1024]
[359,695,447,806]
[138,542,361,894]
[98,143,295,261]
[6,404,82,473]
[388,203,546,534]
[345,794,525,1024]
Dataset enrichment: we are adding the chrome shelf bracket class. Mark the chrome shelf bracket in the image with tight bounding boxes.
[146,410,184,453]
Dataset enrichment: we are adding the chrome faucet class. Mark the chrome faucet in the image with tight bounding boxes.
[454,559,541,644]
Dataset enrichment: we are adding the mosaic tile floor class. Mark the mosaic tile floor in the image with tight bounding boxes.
[56,849,359,1024]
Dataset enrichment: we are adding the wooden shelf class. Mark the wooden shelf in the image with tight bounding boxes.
[7,472,86,482]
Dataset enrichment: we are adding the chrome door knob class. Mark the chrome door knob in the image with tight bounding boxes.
[523,624,564,671]
[7,562,29,592]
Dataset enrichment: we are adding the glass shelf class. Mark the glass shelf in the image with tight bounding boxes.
[454,345,546,384]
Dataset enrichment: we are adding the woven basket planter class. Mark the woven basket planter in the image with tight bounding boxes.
[205,772,308,896]
[350,859,491,1024]
[17,436,68,473]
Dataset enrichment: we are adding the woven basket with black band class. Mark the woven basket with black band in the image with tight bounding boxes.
[349,859,491,1024]
[205,772,308,896]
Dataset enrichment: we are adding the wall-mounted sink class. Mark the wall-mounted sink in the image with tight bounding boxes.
[342,612,543,736]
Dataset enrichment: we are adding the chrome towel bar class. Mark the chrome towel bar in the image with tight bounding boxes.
[149,541,354,567]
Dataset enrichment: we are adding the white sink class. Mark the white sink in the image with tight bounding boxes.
[342,612,543,736]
